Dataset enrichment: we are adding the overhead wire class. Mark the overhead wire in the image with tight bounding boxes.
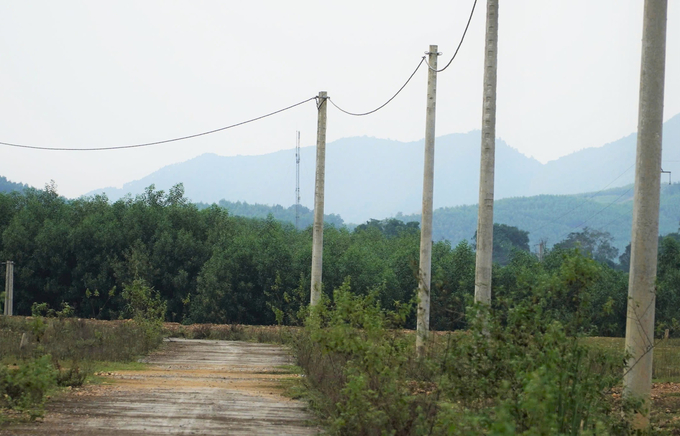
[0,2,481,148]
[0,96,317,151]
[328,57,426,116]
[556,186,634,241]
[328,0,477,117]
[424,0,478,73]
[531,164,635,235]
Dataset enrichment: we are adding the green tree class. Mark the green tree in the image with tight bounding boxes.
[473,223,530,266]
[553,227,619,267]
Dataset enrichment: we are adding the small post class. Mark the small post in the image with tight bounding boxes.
[3,261,13,316]
[310,92,328,307]
[623,0,667,429]
[474,0,499,305]
[416,45,439,356]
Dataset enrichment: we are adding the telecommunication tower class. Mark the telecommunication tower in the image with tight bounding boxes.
[295,131,301,230]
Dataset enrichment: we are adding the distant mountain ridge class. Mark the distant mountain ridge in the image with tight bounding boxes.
[87,113,680,224]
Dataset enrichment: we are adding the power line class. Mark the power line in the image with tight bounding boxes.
[425,0,478,73]
[0,97,317,151]
[593,213,632,237]
[556,186,634,241]
[328,57,426,116]
[531,164,635,235]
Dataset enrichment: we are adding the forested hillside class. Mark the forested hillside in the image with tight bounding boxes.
[399,182,680,251]
[0,176,29,194]
[2,183,680,338]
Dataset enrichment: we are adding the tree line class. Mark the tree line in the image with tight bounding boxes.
[1,183,679,336]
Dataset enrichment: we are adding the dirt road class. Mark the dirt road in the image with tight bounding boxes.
[3,339,319,435]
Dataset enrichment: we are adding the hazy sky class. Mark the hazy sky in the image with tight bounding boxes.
[0,1,678,199]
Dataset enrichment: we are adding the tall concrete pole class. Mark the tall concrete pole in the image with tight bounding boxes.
[474,0,499,305]
[623,0,667,428]
[416,46,439,356]
[310,92,328,307]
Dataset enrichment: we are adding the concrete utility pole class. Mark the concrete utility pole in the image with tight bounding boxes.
[3,261,14,316]
[310,92,328,307]
[416,45,439,356]
[623,0,667,429]
[474,0,499,305]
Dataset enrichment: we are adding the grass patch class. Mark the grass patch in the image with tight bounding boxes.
[275,364,304,374]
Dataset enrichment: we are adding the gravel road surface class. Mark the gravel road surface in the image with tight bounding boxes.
[2,339,318,435]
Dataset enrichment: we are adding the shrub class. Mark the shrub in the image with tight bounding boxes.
[294,280,432,435]
[0,355,56,418]
[294,272,634,434]
[122,278,166,350]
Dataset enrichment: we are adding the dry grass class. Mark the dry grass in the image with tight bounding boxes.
[163,322,299,344]
[0,316,162,364]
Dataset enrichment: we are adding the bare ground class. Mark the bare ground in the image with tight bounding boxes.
[2,339,319,435]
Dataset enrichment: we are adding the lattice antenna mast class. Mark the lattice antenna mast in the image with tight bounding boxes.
[295,131,301,230]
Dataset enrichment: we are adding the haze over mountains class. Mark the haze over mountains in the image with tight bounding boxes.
[88,114,680,225]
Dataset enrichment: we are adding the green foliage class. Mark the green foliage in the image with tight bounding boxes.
[0,355,56,418]
[474,223,530,266]
[0,181,678,339]
[354,218,419,238]
[296,281,425,435]
[0,315,167,420]
[553,227,619,267]
[294,274,633,435]
[121,278,166,349]
[195,199,345,228]
[438,302,628,434]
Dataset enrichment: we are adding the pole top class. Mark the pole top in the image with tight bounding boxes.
[426,44,441,55]
[318,91,327,97]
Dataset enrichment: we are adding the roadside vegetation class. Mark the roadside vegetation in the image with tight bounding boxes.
[0,279,164,422]
[289,253,680,435]
[2,183,680,432]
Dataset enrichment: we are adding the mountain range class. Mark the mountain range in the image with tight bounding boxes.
[88,114,680,225]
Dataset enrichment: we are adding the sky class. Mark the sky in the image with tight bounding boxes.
[0,1,678,199]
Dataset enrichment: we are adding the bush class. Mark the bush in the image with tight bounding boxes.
[0,355,56,418]
[293,274,634,435]
[436,302,628,434]
[122,278,166,350]
[295,280,433,435]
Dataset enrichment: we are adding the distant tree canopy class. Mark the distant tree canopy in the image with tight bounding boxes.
[473,223,530,266]
[1,183,680,337]
[553,227,619,267]
[195,199,344,229]
[354,218,419,238]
